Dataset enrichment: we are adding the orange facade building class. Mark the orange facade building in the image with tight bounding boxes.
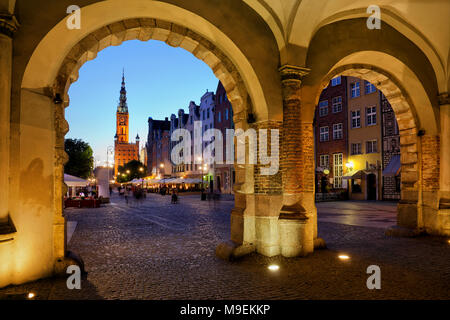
[114,72,140,176]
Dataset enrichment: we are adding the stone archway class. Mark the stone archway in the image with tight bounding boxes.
[49,18,260,264]
[308,63,442,236]
[13,6,276,286]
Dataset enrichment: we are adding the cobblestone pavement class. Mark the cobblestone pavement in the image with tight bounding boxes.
[1,193,449,300]
[316,201,398,229]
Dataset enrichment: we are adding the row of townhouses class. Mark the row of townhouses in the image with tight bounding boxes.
[315,76,401,201]
[116,72,400,200]
[145,81,235,194]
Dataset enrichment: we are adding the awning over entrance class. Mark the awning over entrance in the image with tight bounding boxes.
[383,155,401,176]
[342,170,364,180]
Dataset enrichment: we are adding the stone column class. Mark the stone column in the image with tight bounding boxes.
[229,109,254,246]
[251,119,283,256]
[437,93,450,236]
[278,65,316,257]
[0,13,18,223]
[439,93,450,205]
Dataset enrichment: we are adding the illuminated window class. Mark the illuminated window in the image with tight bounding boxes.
[365,81,376,94]
[319,100,328,117]
[351,143,362,155]
[351,110,361,128]
[331,76,341,86]
[366,106,377,126]
[332,96,342,113]
[333,123,343,140]
[319,154,329,168]
[351,82,360,98]
[333,153,343,188]
[366,140,378,153]
[319,126,329,142]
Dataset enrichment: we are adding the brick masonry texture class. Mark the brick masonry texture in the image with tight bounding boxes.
[281,78,315,195]
[1,193,449,300]
[252,120,282,194]
[421,135,440,191]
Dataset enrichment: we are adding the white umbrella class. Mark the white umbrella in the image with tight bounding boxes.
[64,174,89,187]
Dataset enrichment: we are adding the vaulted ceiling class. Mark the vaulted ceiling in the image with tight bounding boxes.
[244,0,449,85]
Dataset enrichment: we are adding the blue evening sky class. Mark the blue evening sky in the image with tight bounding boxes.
[66,40,218,165]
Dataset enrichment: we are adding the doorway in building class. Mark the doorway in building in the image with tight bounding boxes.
[367,174,377,200]
[216,175,221,192]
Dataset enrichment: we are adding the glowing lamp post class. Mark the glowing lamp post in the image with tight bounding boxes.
[345,162,354,171]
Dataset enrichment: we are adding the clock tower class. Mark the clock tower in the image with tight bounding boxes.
[114,71,140,176]
[116,71,129,143]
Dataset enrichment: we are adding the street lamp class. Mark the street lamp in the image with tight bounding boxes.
[203,164,209,191]
[139,167,144,188]
[345,162,354,170]
[159,163,165,178]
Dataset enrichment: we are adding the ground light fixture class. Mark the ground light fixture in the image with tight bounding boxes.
[268,264,280,271]
[27,292,35,299]
[338,254,350,260]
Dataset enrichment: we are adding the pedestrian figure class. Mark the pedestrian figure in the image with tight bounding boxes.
[124,187,129,205]
[201,188,206,201]
[171,189,178,204]
[134,188,144,207]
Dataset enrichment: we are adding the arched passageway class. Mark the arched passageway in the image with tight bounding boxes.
[0,0,448,288]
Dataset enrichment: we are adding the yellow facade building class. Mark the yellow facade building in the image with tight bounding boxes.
[345,77,382,200]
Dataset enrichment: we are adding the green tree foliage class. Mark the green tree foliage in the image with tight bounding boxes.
[64,139,94,179]
[116,160,147,183]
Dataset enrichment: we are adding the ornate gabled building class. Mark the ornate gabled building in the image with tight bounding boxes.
[114,71,140,176]
[146,117,171,177]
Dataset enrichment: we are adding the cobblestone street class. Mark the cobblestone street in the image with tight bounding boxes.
[1,193,449,300]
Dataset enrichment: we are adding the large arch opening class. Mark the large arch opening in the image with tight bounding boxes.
[303,55,442,245]
[12,2,274,286]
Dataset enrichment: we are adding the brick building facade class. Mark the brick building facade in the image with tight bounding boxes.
[146,117,171,178]
[381,92,401,200]
[314,75,348,193]
[214,81,235,194]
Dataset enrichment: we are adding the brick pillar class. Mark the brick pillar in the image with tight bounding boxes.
[420,134,442,234]
[278,65,316,257]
